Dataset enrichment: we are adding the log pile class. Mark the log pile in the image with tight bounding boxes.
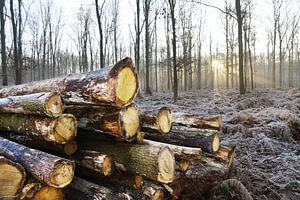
[0,57,235,199]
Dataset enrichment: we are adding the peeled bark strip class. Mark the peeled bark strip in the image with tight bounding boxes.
[73,150,114,176]
[144,127,220,153]
[0,92,64,117]
[0,137,75,188]
[140,107,172,134]
[65,177,133,200]
[0,156,26,198]
[143,139,201,161]
[6,134,77,155]
[65,104,139,141]
[0,113,77,144]
[0,57,138,107]
[77,138,175,184]
[173,113,222,131]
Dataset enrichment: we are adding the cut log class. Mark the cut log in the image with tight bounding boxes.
[144,126,220,153]
[65,104,139,141]
[76,167,166,200]
[0,113,77,144]
[180,145,236,197]
[0,137,75,188]
[0,57,138,107]
[140,107,172,134]
[0,92,64,117]
[32,186,64,200]
[202,145,236,169]
[20,180,64,200]
[5,134,77,155]
[0,156,26,199]
[77,137,175,184]
[73,150,114,176]
[173,113,222,131]
[65,177,133,200]
[142,139,201,161]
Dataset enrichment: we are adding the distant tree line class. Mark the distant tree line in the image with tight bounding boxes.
[0,0,299,101]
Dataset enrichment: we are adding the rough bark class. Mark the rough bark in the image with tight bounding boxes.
[140,107,173,134]
[142,139,201,161]
[0,156,26,199]
[0,0,8,86]
[0,92,65,117]
[0,57,138,107]
[65,177,133,200]
[144,126,220,153]
[172,113,222,131]
[5,134,77,156]
[77,167,166,200]
[65,104,139,141]
[73,150,114,176]
[180,145,236,197]
[0,137,75,188]
[77,137,175,184]
[0,113,76,144]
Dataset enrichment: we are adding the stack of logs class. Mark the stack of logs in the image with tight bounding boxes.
[0,57,235,200]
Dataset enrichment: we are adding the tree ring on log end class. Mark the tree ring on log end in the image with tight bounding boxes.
[54,114,77,144]
[102,155,113,176]
[212,133,220,152]
[33,186,63,200]
[122,105,139,140]
[157,147,175,183]
[0,162,25,197]
[116,67,138,107]
[50,162,74,188]
[64,141,77,156]
[158,107,172,134]
[45,94,65,117]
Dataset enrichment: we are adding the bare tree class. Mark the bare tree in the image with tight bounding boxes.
[271,0,282,88]
[144,0,153,94]
[167,0,178,101]
[236,0,245,94]
[95,0,105,68]
[0,0,7,85]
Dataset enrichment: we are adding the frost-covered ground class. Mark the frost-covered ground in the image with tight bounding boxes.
[136,88,300,200]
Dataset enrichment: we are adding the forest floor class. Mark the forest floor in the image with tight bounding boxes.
[136,88,300,200]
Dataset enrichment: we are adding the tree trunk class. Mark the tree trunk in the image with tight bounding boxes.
[17,0,22,84]
[65,104,139,141]
[0,137,75,188]
[139,106,172,134]
[180,145,235,197]
[65,177,133,200]
[5,134,77,156]
[10,0,20,85]
[172,113,222,131]
[168,0,178,101]
[0,0,8,86]
[143,139,201,161]
[0,92,64,117]
[0,156,26,198]
[0,113,76,144]
[144,126,220,153]
[236,0,245,94]
[73,150,114,176]
[76,167,166,200]
[77,137,175,184]
[0,57,138,107]
[95,0,105,68]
